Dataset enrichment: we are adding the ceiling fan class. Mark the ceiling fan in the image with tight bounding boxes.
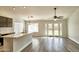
[53,8,63,20]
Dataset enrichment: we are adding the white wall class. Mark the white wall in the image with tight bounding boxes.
[68,8,79,43]
[0,27,13,34]
[0,8,13,18]
[62,19,68,37]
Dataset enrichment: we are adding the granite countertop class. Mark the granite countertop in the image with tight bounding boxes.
[2,33,31,39]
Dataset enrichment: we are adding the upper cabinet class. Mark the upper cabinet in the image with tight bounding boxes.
[0,16,13,27]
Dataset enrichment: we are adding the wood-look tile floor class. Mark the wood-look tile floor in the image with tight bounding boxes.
[22,37,69,52]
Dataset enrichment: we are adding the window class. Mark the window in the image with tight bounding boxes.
[28,23,38,33]
[54,23,59,36]
[48,24,52,29]
[14,22,24,34]
[60,23,62,36]
[48,30,53,35]
[45,24,48,35]
[45,23,53,36]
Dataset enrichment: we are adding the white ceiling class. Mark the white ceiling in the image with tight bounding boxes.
[0,6,79,20]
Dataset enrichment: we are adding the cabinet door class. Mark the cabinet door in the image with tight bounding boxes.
[7,18,12,27]
[0,16,13,27]
[4,17,8,27]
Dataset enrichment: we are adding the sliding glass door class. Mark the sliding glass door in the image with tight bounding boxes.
[45,23,53,36]
[45,23,62,37]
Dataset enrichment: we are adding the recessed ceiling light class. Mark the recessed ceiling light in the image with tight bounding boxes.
[13,7,16,10]
[23,6,26,8]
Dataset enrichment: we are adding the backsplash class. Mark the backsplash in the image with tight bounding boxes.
[0,27,13,34]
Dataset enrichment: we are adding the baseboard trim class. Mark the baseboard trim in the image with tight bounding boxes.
[68,37,79,45]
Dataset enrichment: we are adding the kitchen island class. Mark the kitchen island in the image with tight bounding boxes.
[2,33,32,52]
